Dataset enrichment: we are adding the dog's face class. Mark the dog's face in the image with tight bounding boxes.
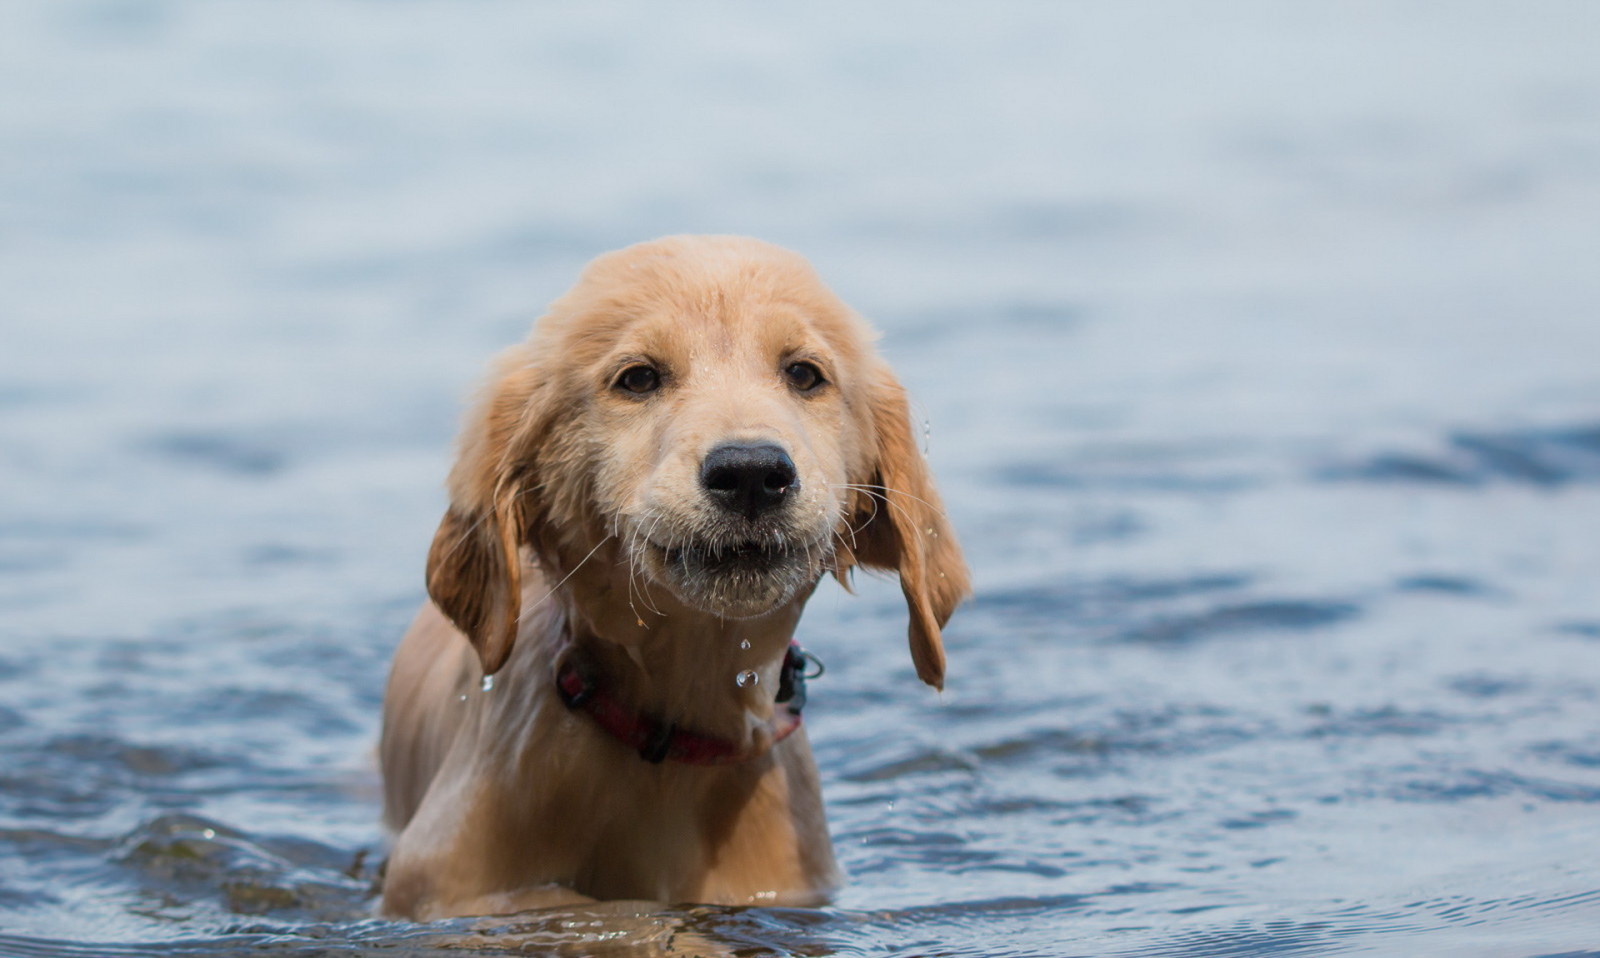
[425,236,968,686]
[583,274,867,618]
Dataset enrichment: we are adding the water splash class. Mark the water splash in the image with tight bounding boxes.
[735,670,759,688]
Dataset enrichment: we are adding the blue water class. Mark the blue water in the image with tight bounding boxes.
[3,3,1600,955]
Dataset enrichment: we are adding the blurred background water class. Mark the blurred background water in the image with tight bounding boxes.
[3,2,1600,955]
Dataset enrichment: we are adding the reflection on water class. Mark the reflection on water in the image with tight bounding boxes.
[3,2,1600,955]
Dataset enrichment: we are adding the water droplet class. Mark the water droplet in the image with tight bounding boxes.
[739,639,751,651]
[201,828,216,840]
[481,675,495,692]
[736,670,759,688]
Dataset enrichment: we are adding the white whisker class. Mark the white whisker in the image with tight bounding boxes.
[517,534,613,625]
[828,481,945,527]
[831,481,942,513]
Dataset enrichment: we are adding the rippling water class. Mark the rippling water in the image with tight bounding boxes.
[4,3,1600,955]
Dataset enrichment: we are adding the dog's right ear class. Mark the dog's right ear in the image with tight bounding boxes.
[425,352,547,676]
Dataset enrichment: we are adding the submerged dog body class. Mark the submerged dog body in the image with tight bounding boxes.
[379,236,968,920]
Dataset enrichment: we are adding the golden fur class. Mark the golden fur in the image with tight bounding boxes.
[378,235,969,920]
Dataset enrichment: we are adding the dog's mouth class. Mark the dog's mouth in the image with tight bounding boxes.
[660,539,792,573]
[640,532,823,618]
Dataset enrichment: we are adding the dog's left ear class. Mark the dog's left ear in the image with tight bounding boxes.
[848,367,971,690]
[425,352,548,676]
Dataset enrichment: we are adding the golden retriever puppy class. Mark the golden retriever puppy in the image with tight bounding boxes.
[378,235,969,921]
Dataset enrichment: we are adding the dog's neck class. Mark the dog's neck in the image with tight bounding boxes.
[550,573,814,751]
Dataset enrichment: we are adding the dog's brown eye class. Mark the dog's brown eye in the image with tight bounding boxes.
[785,362,825,393]
[616,365,660,395]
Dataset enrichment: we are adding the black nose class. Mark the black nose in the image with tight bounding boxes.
[700,442,798,520]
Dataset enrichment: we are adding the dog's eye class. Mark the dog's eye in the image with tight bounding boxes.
[785,362,825,393]
[616,365,661,395]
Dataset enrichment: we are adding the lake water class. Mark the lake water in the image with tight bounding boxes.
[3,3,1600,955]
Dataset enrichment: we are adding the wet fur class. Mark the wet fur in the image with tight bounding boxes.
[379,235,969,920]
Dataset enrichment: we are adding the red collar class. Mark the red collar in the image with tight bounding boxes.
[555,644,813,766]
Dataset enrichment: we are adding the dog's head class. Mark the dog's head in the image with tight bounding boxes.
[425,236,969,688]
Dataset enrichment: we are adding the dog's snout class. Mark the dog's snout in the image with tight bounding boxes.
[700,442,798,520]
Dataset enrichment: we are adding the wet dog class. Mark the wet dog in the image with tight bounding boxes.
[378,236,968,920]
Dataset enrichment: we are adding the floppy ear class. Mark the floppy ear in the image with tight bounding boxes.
[849,368,970,690]
[425,354,546,676]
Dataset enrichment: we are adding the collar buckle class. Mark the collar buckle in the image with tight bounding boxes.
[776,644,824,713]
